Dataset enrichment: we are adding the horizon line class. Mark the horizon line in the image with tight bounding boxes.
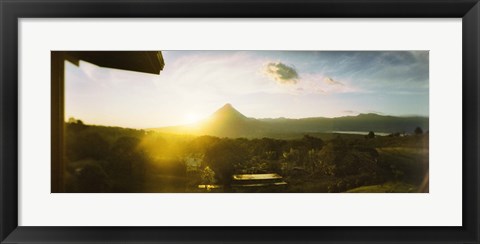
[66,111,430,130]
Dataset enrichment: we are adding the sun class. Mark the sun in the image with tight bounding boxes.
[184,112,202,124]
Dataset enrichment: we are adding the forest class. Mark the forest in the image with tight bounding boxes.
[64,118,429,193]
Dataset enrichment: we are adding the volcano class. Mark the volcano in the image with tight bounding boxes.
[152,103,429,138]
[200,103,265,137]
[209,103,248,122]
[152,103,266,138]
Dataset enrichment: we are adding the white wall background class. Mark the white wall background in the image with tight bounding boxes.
[18,18,462,226]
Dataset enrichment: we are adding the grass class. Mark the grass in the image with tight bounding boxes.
[346,182,418,193]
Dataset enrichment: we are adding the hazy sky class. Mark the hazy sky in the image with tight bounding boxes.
[65,51,429,129]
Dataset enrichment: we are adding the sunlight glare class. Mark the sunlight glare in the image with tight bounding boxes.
[184,113,202,124]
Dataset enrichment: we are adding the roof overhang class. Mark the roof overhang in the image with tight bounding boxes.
[63,51,165,75]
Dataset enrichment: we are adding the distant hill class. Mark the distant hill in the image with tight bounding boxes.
[152,103,429,138]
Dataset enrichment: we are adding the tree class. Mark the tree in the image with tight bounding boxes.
[414,127,423,135]
[317,143,337,176]
[306,149,321,172]
[69,132,109,161]
[302,135,324,150]
[282,148,301,168]
[201,166,216,185]
[203,139,246,185]
[72,163,111,192]
[366,131,375,139]
[67,117,84,125]
[107,136,148,192]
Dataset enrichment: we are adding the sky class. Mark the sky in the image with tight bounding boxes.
[65,51,429,129]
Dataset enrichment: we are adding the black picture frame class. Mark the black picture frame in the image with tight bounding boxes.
[1,0,478,243]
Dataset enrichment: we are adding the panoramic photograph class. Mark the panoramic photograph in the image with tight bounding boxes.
[58,50,429,193]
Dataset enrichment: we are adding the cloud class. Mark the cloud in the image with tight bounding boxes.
[367,110,385,115]
[343,110,357,114]
[296,74,359,95]
[324,77,344,86]
[264,62,299,84]
[156,51,274,98]
[307,51,429,94]
[262,62,357,95]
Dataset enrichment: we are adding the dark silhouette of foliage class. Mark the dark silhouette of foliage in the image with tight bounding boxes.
[106,136,148,192]
[301,134,324,150]
[414,126,423,135]
[63,120,428,193]
[203,139,247,186]
[67,132,109,161]
[69,163,111,193]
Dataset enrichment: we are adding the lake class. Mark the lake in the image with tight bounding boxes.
[331,131,390,136]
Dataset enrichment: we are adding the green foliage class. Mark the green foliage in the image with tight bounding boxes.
[67,163,111,193]
[347,182,417,193]
[203,139,247,185]
[67,132,109,161]
[63,121,428,193]
[201,166,216,184]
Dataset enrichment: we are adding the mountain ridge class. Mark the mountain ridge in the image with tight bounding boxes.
[151,103,429,138]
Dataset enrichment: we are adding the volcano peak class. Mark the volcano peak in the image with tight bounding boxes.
[211,103,247,120]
